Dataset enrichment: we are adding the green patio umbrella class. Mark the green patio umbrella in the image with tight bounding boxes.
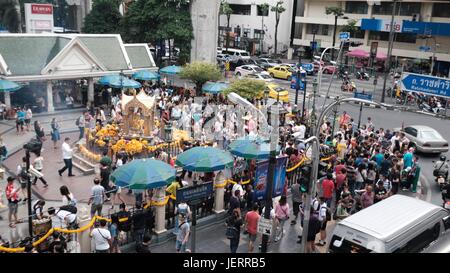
[0,79,21,92]
[175,146,234,172]
[228,136,278,160]
[110,158,176,190]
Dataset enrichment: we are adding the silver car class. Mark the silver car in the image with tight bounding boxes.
[394,125,448,154]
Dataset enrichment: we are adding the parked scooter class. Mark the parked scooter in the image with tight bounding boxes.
[356,70,370,81]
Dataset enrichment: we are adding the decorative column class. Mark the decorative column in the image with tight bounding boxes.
[153,186,167,234]
[46,80,54,112]
[213,171,226,214]
[88,78,94,103]
[77,206,92,253]
[4,92,11,110]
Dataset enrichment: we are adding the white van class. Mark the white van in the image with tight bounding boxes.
[221,48,250,60]
[328,195,450,253]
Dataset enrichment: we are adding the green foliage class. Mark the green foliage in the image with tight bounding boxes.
[180,61,222,95]
[260,2,270,14]
[0,0,20,33]
[224,79,266,100]
[271,1,286,55]
[220,1,233,16]
[325,6,344,17]
[120,0,193,64]
[341,19,364,37]
[271,1,286,15]
[82,0,121,34]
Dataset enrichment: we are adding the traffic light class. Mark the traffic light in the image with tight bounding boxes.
[342,41,363,52]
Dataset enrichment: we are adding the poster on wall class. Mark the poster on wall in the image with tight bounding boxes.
[254,156,288,201]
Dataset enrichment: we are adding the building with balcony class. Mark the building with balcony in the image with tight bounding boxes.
[293,0,450,76]
[219,0,296,55]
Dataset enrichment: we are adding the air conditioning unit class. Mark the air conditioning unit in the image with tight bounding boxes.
[412,13,421,22]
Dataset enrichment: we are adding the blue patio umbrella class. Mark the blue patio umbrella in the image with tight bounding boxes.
[228,136,279,160]
[98,75,142,89]
[175,146,234,172]
[159,65,182,75]
[202,81,229,94]
[132,70,160,81]
[110,158,176,190]
[0,79,21,92]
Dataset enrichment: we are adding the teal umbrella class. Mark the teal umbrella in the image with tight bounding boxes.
[0,79,21,92]
[202,81,229,94]
[132,70,160,81]
[228,136,278,160]
[160,65,182,75]
[110,158,176,190]
[98,75,142,89]
[175,147,234,172]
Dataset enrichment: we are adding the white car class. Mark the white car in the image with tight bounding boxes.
[235,65,268,77]
[257,58,280,68]
[282,63,306,74]
[244,73,273,82]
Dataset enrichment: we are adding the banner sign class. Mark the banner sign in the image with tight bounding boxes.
[361,19,403,33]
[361,19,450,37]
[401,72,450,98]
[254,156,288,201]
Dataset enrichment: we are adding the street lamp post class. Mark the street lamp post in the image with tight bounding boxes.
[330,102,339,137]
[381,0,398,103]
[165,121,173,164]
[295,47,305,106]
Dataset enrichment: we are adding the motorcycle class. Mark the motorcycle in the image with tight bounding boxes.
[341,80,356,92]
[356,71,370,81]
[433,160,449,190]
[419,101,445,114]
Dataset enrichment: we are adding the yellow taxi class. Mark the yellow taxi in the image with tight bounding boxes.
[267,65,294,80]
[267,84,289,102]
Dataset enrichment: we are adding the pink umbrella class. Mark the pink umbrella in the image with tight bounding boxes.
[345,49,369,58]
[375,51,387,60]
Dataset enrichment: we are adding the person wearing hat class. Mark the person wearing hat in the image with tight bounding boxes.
[5,176,20,228]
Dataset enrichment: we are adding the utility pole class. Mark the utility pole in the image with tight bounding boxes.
[381,0,398,103]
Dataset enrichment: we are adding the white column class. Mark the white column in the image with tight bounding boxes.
[213,171,226,214]
[88,78,94,103]
[46,80,54,112]
[4,92,11,110]
[77,206,92,253]
[153,187,167,234]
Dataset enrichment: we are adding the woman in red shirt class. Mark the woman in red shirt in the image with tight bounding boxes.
[5,177,20,228]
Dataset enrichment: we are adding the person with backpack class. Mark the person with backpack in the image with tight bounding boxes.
[226,209,243,253]
[90,219,112,253]
[176,213,190,253]
[274,196,290,242]
[59,185,76,206]
[76,112,86,141]
[316,197,331,247]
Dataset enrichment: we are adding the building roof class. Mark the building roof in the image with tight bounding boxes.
[124,44,155,69]
[339,195,447,242]
[0,33,156,81]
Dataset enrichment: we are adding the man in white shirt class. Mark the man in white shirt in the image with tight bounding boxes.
[48,207,77,229]
[58,137,74,177]
[90,219,111,253]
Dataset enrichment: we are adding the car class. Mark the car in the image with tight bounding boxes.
[267,84,289,102]
[313,60,325,72]
[217,53,231,62]
[300,63,315,75]
[217,47,222,55]
[244,73,273,82]
[392,125,449,154]
[282,63,308,75]
[235,65,268,77]
[267,65,295,80]
[322,65,337,74]
[257,58,281,69]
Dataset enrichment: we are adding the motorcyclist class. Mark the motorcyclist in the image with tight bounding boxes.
[434,155,449,180]
[441,182,450,209]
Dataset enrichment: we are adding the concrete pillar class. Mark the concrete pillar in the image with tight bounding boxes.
[4,92,11,110]
[88,78,94,103]
[153,187,167,234]
[77,206,92,253]
[190,0,220,63]
[213,171,226,214]
[46,80,54,112]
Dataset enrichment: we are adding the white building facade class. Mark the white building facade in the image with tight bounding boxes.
[293,0,450,75]
[219,0,294,55]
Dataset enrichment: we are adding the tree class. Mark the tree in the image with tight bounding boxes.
[325,6,345,60]
[179,61,222,96]
[0,0,21,33]
[82,0,121,34]
[120,0,193,64]
[271,1,286,56]
[259,3,269,54]
[224,78,266,100]
[341,19,364,38]
[220,1,233,52]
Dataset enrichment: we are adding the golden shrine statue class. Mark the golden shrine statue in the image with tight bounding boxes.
[121,90,156,136]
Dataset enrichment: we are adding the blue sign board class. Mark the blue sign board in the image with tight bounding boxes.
[339,32,350,40]
[301,63,314,71]
[353,92,373,101]
[290,76,306,90]
[402,21,450,37]
[254,156,288,201]
[176,182,214,203]
[401,73,450,98]
[310,41,317,50]
[419,46,431,52]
